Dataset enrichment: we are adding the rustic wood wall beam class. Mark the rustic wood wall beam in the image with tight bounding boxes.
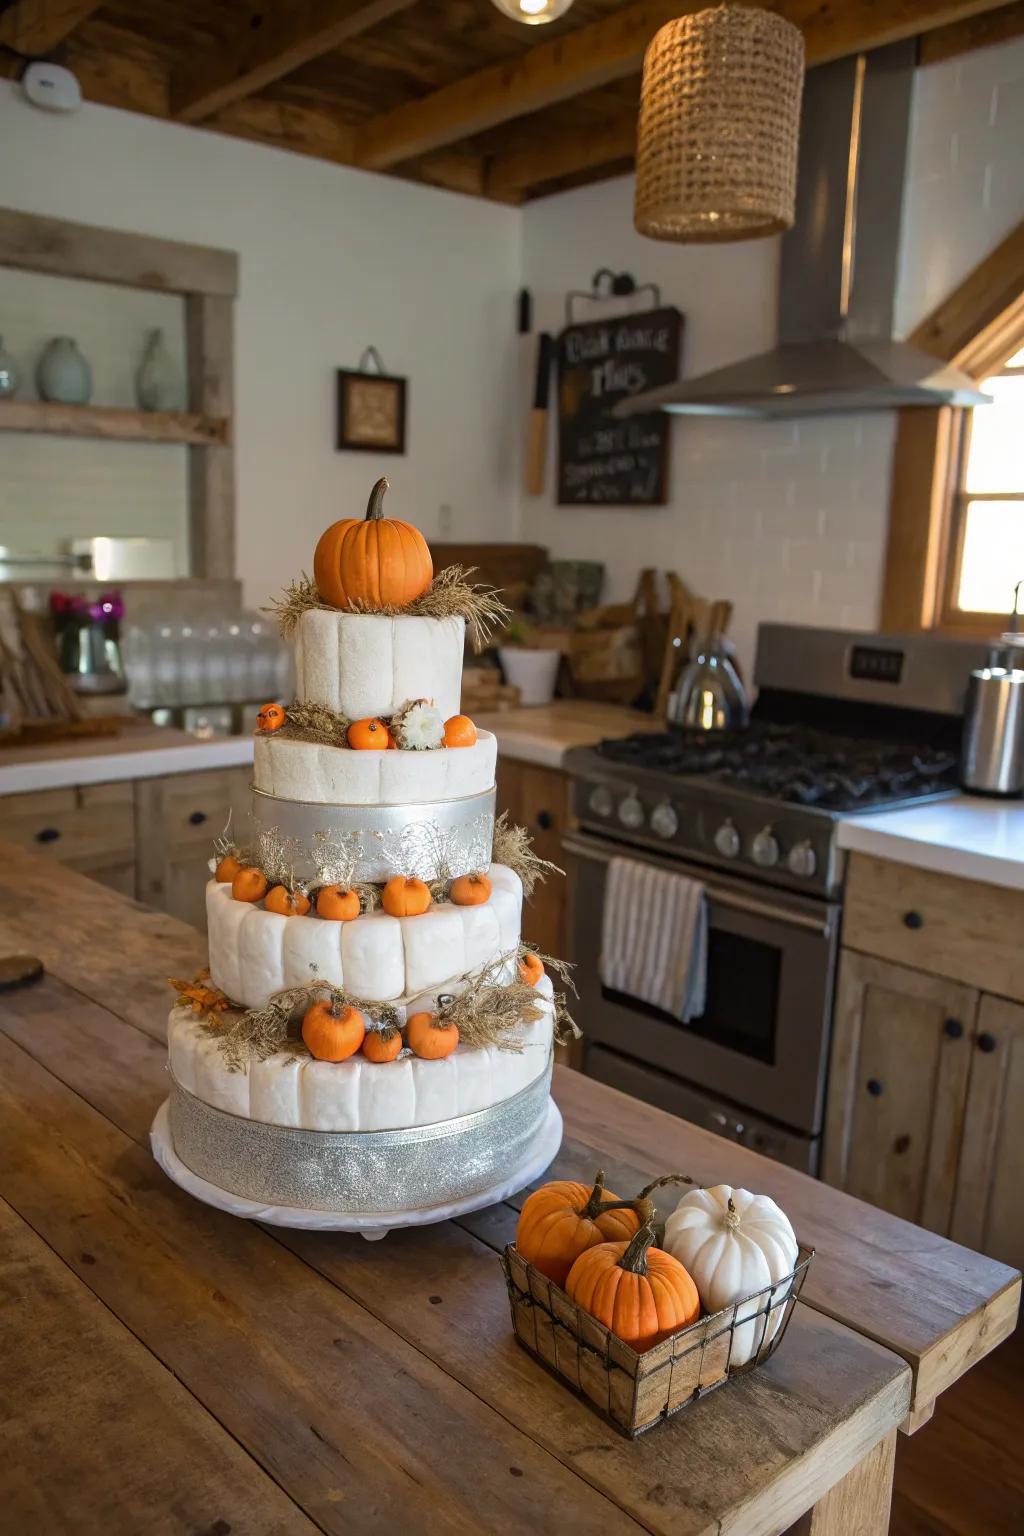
[486,114,638,197]
[909,219,1024,368]
[355,0,1021,171]
[0,0,102,55]
[170,0,419,125]
[0,206,238,296]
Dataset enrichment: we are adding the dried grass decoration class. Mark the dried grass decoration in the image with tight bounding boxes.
[269,564,511,651]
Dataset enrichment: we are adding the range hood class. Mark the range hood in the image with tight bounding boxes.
[617,42,989,420]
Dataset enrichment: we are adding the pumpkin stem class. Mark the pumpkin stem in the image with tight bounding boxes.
[580,1170,608,1219]
[724,1195,741,1229]
[617,1220,656,1276]
[366,477,389,521]
[637,1173,697,1201]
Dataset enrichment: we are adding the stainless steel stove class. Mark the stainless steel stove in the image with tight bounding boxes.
[564,624,987,1173]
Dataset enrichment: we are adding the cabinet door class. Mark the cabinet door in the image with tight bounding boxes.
[0,783,135,871]
[951,995,1024,1271]
[823,950,977,1232]
[135,767,253,930]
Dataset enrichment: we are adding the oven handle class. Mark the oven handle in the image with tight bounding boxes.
[562,831,835,937]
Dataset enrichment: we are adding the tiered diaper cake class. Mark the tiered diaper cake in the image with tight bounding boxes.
[151,480,567,1233]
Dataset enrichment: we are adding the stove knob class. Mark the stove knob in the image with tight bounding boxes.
[714,820,741,859]
[588,783,614,818]
[617,794,645,830]
[751,826,780,868]
[650,800,678,839]
[787,839,817,878]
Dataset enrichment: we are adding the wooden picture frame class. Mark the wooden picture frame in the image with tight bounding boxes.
[336,367,407,454]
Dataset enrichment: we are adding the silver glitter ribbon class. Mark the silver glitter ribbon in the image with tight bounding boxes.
[251,785,496,884]
[168,1054,553,1213]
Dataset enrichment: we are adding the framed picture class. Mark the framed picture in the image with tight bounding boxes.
[336,367,407,454]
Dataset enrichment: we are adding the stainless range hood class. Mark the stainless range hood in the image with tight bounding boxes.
[617,42,989,421]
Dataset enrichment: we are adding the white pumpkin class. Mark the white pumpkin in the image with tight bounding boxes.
[663,1184,798,1366]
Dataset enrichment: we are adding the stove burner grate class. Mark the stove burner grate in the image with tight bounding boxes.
[595,725,959,812]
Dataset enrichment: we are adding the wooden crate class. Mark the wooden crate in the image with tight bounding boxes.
[501,1243,814,1437]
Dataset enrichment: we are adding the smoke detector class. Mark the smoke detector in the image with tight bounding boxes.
[22,62,82,113]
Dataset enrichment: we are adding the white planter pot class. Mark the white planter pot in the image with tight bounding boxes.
[498,647,560,707]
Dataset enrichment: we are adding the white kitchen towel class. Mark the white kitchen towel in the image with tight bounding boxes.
[600,857,708,1023]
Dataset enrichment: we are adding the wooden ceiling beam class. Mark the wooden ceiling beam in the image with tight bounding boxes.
[0,0,103,55]
[486,115,638,197]
[170,0,419,125]
[919,0,1024,63]
[355,0,1021,171]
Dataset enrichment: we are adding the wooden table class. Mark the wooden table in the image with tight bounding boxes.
[0,845,1018,1534]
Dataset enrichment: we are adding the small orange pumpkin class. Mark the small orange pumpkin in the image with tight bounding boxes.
[406,1011,458,1060]
[301,1000,365,1062]
[214,854,243,883]
[381,876,432,918]
[231,867,269,904]
[519,952,545,986]
[515,1170,647,1288]
[316,884,361,921]
[256,702,286,733]
[444,714,478,749]
[265,885,311,917]
[449,872,492,907]
[362,1027,403,1063]
[566,1224,700,1352]
[347,717,389,750]
[313,477,433,611]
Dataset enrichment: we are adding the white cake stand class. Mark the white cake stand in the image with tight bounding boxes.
[150,1096,563,1238]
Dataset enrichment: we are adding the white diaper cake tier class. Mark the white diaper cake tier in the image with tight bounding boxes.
[151,479,570,1234]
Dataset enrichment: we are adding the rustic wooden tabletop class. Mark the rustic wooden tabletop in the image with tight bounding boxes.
[0,843,1018,1534]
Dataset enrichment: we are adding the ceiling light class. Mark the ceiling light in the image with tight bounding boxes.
[635,3,805,243]
[489,0,574,26]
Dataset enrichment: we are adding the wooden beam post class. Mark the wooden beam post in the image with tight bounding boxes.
[0,0,102,54]
[186,295,235,582]
[355,0,1020,172]
[789,1430,897,1536]
[171,0,420,125]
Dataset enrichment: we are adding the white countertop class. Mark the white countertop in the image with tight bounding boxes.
[837,795,1024,892]
[0,730,254,796]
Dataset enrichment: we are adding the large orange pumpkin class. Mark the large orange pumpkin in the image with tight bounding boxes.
[515,1170,648,1288]
[313,477,432,610]
[566,1224,700,1352]
[301,1000,365,1062]
[381,876,432,918]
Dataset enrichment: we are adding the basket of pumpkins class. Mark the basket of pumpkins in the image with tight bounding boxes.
[501,1169,814,1437]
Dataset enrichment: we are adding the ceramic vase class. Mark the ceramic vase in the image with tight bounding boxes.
[0,335,19,398]
[37,336,92,404]
[136,328,183,411]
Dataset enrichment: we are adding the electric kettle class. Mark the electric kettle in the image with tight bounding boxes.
[960,581,1024,797]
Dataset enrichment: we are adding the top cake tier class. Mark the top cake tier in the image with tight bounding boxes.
[294,611,464,721]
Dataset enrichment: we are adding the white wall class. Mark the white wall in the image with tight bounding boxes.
[520,34,1024,675]
[0,80,522,605]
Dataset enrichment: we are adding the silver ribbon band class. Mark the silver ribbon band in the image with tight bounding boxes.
[168,1055,553,1213]
[252,784,496,884]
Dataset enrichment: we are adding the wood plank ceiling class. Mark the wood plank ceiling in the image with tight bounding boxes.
[1,0,1022,202]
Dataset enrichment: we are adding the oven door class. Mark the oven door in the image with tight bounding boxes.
[565,830,840,1137]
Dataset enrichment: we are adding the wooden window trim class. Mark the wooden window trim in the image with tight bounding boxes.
[881,220,1024,634]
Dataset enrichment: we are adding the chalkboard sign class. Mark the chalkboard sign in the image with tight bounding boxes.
[556,306,682,507]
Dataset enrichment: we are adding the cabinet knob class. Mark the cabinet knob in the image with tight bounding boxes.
[977,1032,997,1054]
[902,910,923,930]
[943,1018,963,1039]
[35,827,61,844]
[189,811,208,826]
[866,1078,884,1097]
[536,810,553,831]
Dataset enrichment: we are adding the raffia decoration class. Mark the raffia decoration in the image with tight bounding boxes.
[634,4,805,243]
[491,811,563,899]
[278,702,351,746]
[269,565,511,651]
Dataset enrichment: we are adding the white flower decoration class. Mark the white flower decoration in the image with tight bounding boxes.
[393,698,445,750]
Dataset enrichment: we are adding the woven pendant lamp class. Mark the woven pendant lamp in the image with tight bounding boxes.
[634,2,805,243]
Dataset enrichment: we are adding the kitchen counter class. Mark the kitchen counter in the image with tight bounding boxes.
[837,794,1024,893]
[0,725,254,795]
[473,700,650,769]
[0,841,1018,1533]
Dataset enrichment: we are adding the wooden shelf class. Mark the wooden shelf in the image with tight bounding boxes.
[0,399,229,446]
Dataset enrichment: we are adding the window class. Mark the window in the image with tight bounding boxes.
[950,345,1024,617]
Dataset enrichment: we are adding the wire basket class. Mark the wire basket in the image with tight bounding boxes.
[502,1241,814,1437]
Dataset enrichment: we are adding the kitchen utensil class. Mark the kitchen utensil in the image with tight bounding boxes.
[668,602,747,731]
[524,331,553,497]
[961,651,1024,797]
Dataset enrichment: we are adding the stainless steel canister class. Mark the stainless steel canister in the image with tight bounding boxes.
[960,662,1024,796]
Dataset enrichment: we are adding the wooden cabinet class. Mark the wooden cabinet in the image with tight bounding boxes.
[823,952,976,1230]
[0,782,136,898]
[495,757,571,961]
[951,995,1024,1273]
[136,767,252,930]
